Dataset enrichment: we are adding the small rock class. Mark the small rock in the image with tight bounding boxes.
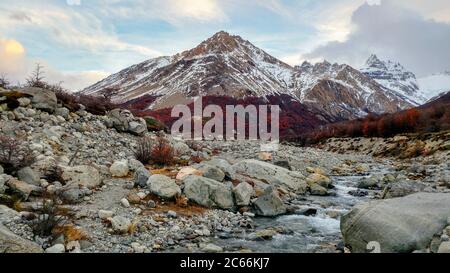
[137,192,147,199]
[110,216,131,234]
[250,229,278,241]
[133,167,151,188]
[121,198,130,208]
[309,183,328,196]
[258,152,273,161]
[98,210,114,220]
[110,160,130,178]
[45,244,65,253]
[147,200,156,208]
[202,243,223,253]
[167,210,177,218]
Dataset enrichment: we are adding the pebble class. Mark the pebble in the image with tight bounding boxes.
[121,198,131,208]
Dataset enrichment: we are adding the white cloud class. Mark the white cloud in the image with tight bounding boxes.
[0,36,108,90]
[97,0,228,25]
[306,0,450,76]
[0,2,162,58]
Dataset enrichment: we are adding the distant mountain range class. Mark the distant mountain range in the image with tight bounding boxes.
[82,31,449,123]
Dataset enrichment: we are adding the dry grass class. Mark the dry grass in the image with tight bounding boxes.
[53,224,88,243]
[149,167,178,179]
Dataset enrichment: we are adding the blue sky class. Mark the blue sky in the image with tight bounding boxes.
[1,0,450,90]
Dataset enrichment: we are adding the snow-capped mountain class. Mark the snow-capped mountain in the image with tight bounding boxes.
[360,54,427,105]
[417,71,450,100]
[82,31,414,120]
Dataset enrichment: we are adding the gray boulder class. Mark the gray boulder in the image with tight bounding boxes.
[0,175,6,194]
[232,159,307,193]
[55,107,70,119]
[357,176,380,189]
[233,182,254,206]
[253,187,287,217]
[107,109,147,136]
[134,167,152,188]
[148,174,181,199]
[204,158,235,179]
[17,167,40,186]
[198,165,225,182]
[0,223,43,253]
[61,165,102,189]
[384,180,427,199]
[173,142,191,156]
[183,175,234,209]
[6,177,41,200]
[19,87,57,112]
[341,193,450,253]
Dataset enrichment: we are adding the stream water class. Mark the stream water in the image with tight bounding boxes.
[213,164,389,253]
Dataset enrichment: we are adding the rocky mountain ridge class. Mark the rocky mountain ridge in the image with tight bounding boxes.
[82,32,417,120]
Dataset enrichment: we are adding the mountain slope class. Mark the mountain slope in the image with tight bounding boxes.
[82,31,414,120]
[360,54,427,105]
[417,72,450,100]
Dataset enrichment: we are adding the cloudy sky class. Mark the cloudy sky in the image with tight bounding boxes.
[1,0,450,91]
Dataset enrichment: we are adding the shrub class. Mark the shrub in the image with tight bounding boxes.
[78,94,116,115]
[30,191,69,237]
[55,90,81,112]
[26,63,47,88]
[151,137,175,166]
[0,135,35,174]
[134,136,154,164]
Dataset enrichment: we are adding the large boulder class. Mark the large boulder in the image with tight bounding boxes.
[198,165,225,182]
[17,167,40,186]
[341,193,450,253]
[253,187,287,217]
[384,180,427,199]
[232,160,307,193]
[176,167,203,181]
[183,175,234,209]
[18,87,57,112]
[203,158,235,179]
[61,165,102,189]
[107,109,147,136]
[148,174,181,199]
[233,182,254,206]
[6,177,41,200]
[0,224,43,253]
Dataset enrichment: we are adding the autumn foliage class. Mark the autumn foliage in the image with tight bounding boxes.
[289,93,450,145]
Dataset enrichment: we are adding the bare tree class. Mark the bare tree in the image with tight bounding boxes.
[0,74,10,89]
[26,63,47,88]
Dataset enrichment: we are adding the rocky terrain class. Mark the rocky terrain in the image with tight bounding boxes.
[1,87,450,253]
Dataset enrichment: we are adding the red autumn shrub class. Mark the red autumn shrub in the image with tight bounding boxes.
[151,137,175,166]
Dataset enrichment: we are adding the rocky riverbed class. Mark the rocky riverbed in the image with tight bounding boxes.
[1,87,450,253]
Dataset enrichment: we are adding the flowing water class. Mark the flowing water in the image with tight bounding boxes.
[213,164,389,253]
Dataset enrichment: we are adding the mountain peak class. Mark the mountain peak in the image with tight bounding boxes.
[366,54,386,69]
[179,31,247,59]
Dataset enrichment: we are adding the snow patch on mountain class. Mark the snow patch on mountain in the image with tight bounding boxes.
[418,72,450,100]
